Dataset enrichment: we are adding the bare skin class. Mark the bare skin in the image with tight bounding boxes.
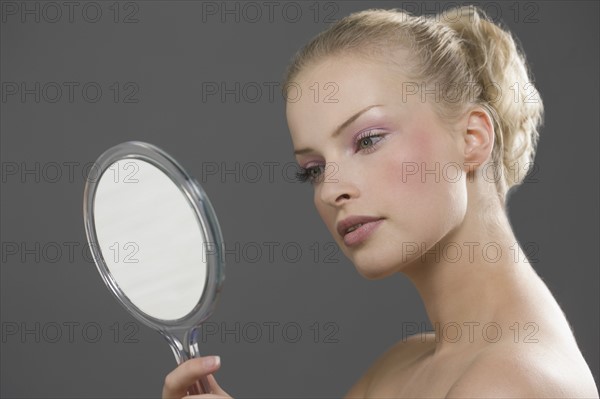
[344,273,598,398]
[162,52,599,398]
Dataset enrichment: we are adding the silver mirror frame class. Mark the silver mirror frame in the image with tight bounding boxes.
[83,141,225,380]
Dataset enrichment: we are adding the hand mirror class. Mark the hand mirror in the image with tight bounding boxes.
[83,141,225,394]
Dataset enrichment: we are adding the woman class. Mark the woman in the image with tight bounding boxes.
[162,5,599,398]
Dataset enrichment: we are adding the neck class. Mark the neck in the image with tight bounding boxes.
[401,198,541,353]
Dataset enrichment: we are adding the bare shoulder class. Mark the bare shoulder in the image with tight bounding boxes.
[446,345,599,399]
[344,332,435,398]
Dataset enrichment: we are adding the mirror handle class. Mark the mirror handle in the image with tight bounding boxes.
[187,327,213,394]
[161,329,214,394]
[187,377,211,395]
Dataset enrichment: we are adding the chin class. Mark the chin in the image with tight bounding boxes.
[339,238,400,280]
[352,257,400,280]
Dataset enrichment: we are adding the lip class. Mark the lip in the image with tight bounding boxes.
[336,216,384,247]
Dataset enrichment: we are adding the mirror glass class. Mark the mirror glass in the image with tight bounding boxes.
[93,158,208,321]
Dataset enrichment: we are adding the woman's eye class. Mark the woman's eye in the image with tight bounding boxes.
[295,165,324,184]
[356,132,385,152]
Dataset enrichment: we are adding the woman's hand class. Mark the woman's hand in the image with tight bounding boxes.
[162,356,232,399]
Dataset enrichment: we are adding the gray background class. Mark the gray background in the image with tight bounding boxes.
[1,1,598,398]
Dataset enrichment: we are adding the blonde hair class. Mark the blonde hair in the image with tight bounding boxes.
[283,5,544,205]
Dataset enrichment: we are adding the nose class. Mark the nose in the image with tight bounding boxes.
[317,162,358,207]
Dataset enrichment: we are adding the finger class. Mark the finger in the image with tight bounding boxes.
[162,356,221,399]
[190,373,229,396]
[205,374,229,397]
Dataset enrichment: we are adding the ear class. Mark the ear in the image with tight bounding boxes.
[462,107,495,169]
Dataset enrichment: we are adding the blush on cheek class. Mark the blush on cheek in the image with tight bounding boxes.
[387,129,434,191]
[384,155,429,222]
[383,129,450,234]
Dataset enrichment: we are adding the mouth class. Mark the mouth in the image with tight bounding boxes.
[336,216,385,247]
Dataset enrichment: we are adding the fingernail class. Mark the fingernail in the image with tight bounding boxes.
[203,356,220,368]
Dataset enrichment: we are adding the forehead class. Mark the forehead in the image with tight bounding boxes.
[285,54,410,142]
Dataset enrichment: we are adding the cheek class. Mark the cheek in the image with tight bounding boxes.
[382,132,437,203]
[314,190,326,220]
[314,189,337,235]
[379,130,466,239]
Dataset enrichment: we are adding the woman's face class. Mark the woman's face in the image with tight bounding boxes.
[286,54,470,279]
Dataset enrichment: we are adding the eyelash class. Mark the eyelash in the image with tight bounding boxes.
[295,130,386,184]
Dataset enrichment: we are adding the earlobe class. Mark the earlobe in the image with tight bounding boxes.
[463,109,494,166]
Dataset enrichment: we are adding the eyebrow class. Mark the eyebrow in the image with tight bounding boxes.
[293,104,383,156]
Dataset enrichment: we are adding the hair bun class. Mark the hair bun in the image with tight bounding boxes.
[440,6,544,197]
